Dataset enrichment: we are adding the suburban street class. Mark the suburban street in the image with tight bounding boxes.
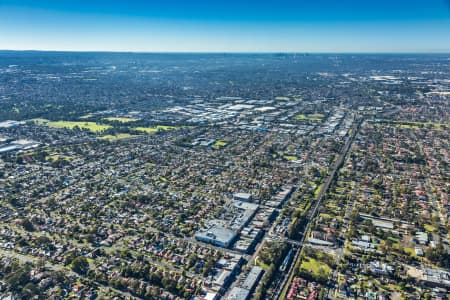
[274,117,362,300]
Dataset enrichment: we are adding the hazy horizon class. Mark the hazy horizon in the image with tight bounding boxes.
[1,0,450,53]
[1,50,450,54]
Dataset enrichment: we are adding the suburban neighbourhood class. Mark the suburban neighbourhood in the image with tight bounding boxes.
[0,53,449,299]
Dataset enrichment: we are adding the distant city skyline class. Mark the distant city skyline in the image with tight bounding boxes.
[1,0,449,53]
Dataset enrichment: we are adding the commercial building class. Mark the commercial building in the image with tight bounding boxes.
[233,193,252,202]
[195,224,237,248]
[227,287,250,300]
[241,266,264,291]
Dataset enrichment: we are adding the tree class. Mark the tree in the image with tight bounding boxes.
[22,218,35,232]
[22,282,40,298]
[71,256,89,275]
[425,244,449,268]
[5,266,30,291]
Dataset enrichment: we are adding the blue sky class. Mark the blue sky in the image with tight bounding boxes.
[0,0,449,52]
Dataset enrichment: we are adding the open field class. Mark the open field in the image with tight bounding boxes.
[403,247,418,258]
[299,257,331,277]
[381,120,448,129]
[103,117,139,123]
[423,224,436,233]
[33,119,112,132]
[133,125,180,134]
[212,140,228,149]
[283,155,298,161]
[295,113,325,122]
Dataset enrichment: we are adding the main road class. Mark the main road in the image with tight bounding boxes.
[274,117,362,300]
